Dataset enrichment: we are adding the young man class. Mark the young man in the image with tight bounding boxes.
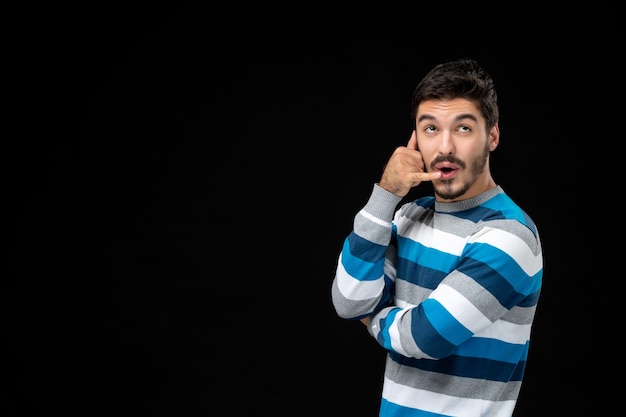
[331,58,543,417]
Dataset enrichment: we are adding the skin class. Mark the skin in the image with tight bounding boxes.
[361,98,500,326]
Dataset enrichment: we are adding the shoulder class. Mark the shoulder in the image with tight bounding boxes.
[483,192,540,240]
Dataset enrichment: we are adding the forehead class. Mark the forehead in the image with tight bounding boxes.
[416,98,482,122]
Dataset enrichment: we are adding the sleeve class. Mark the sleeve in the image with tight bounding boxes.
[331,183,403,320]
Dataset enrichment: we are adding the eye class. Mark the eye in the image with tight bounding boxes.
[425,125,437,133]
[458,125,471,133]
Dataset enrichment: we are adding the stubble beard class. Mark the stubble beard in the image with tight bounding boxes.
[433,144,490,201]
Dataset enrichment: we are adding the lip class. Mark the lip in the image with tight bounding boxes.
[434,163,459,180]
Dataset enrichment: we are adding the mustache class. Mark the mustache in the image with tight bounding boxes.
[430,155,465,169]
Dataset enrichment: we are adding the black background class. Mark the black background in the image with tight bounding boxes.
[6,4,621,416]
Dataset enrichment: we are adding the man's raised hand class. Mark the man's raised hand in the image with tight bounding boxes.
[378,131,441,197]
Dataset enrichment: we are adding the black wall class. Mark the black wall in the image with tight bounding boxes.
[6,5,620,416]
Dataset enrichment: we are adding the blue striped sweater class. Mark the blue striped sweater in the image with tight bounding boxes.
[332,184,543,417]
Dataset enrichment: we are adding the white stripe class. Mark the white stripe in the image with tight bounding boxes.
[474,320,532,345]
[430,284,492,332]
[431,284,531,344]
[383,376,516,417]
[360,209,392,227]
[335,255,385,301]
[469,227,542,276]
[376,304,434,359]
[401,223,467,255]
[387,310,410,357]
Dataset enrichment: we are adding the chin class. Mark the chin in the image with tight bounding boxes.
[434,182,466,201]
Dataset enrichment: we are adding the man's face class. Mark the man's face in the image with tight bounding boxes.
[415,98,499,202]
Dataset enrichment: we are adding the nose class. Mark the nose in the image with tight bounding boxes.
[438,131,455,154]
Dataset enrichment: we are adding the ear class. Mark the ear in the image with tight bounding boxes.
[488,123,500,151]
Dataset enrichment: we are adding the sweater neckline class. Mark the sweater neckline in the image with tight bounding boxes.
[434,185,503,213]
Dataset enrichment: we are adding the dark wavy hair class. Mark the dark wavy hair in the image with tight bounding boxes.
[411,59,499,130]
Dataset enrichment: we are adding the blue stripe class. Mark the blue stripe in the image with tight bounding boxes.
[389,350,524,382]
[480,193,540,238]
[455,204,507,222]
[421,298,472,346]
[410,303,457,358]
[377,308,402,351]
[380,398,447,417]
[396,258,448,289]
[456,338,530,363]
[342,234,385,281]
[396,235,459,273]
[414,196,436,210]
[519,288,541,307]
[482,193,525,222]
[457,252,540,309]
[511,357,528,381]
[463,242,540,293]
[347,232,387,262]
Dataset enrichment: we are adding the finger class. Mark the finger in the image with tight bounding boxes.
[406,130,418,150]
[415,171,441,183]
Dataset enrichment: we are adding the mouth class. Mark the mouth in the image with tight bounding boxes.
[434,164,459,180]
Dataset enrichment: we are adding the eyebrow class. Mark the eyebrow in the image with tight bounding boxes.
[417,113,479,123]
